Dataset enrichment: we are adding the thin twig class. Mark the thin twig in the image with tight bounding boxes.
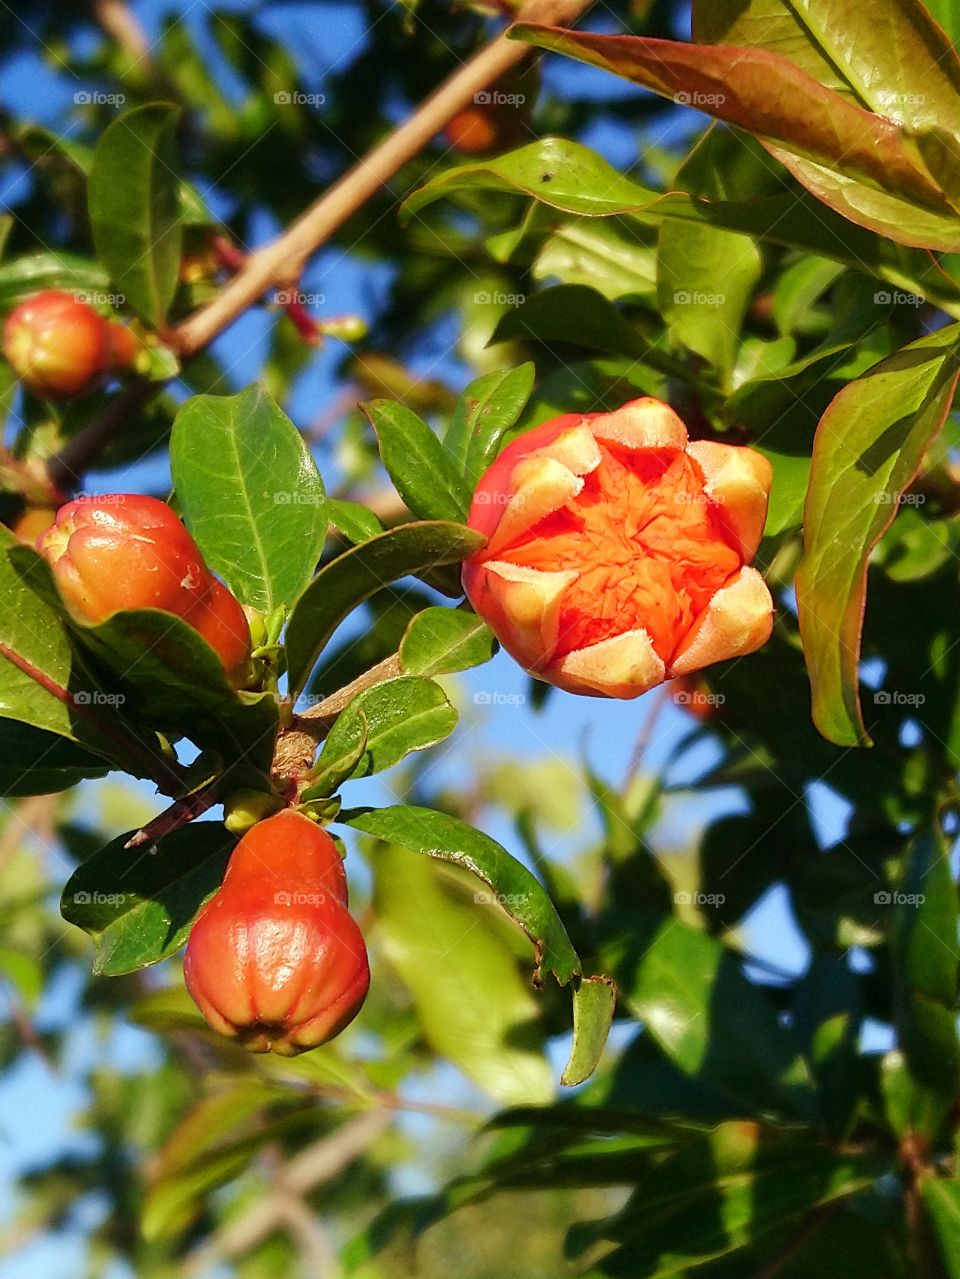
[170,0,595,356]
[295,654,403,729]
[46,378,159,493]
[92,0,155,68]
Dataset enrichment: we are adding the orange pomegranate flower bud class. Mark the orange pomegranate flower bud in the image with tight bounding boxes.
[3,290,137,398]
[184,811,370,1055]
[37,494,251,684]
[462,398,774,699]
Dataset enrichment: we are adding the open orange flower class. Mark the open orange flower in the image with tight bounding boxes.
[462,397,774,699]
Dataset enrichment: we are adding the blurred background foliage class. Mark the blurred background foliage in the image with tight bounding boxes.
[0,1,959,1277]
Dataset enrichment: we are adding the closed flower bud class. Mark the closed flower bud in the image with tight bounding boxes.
[3,290,136,398]
[184,811,369,1055]
[462,397,774,699]
[37,494,251,683]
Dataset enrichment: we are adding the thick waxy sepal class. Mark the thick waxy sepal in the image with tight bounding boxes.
[589,397,688,452]
[487,455,584,555]
[686,440,773,559]
[471,560,578,669]
[669,567,774,677]
[528,424,602,476]
[553,628,665,699]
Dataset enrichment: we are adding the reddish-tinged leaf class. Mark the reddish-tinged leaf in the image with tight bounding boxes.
[795,326,960,746]
[511,25,960,250]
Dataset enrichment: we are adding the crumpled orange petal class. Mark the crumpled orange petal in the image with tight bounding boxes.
[462,397,774,700]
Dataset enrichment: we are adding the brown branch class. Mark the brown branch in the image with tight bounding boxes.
[123,780,221,848]
[92,0,155,68]
[170,0,595,356]
[180,1110,391,1276]
[45,378,159,494]
[295,653,403,730]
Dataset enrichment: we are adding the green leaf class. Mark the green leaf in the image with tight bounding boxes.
[326,498,385,545]
[922,1179,960,1275]
[510,25,960,250]
[406,137,960,315]
[61,823,238,975]
[613,918,816,1118]
[0,720,111,796]
[657,130,762,386]
[373,845,553,1105]
[312,676,457,785]
[531,219,657,304]
[491,283,648,360]
[694,0,960,138]
[575,1124,884,1276]
[0,534,133,764]
[561,976,616,1087]
[362,399,470,522]
[284,521,485,698]
[144,1087,313,1241]
[445,363,536,485]
[399,607,497,677]
[171,385,327,612]
[795,326,960,746]
[0,252,110,311]
[889,820,960,1137]
[88,103,183,326]
[346,805,580,987]
[75,607,278,774]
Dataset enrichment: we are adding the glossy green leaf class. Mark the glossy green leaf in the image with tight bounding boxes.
[889,821,960,1137]
[363,399,470,522]
[491,284,648,359]
[407,137,960,314]
[75,607,278,775]
[347,805,580,987]
[88,103,183,326]
[399,607,496,677]
[0,720,111,796]
[511,26,960,250]
[614,918,816,1118]
[922,1179,960,1275]
[795,326,960,746]
[313,676,456,785]
[326,498,385,545]
[0,534,133,765]
[561,976,616,1087]
[61,823,238,976]
[657,131,762,386]
[373,845,553,1105]
[531,219,657,303]
[285,521,485,697]
[0,252,110,311]
[445,363,536,485]
[171,385,327,612]
[577,1123,884,1276]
